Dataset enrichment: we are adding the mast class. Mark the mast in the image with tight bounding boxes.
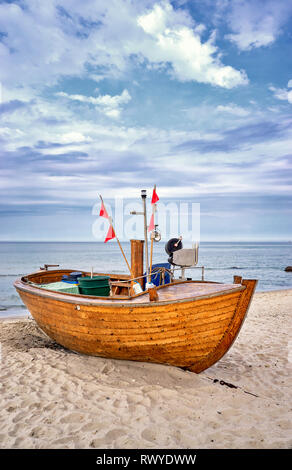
[149,184,157,278]
[141,189,150,283]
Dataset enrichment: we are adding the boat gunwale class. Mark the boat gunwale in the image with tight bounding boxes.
[14,275,246,308]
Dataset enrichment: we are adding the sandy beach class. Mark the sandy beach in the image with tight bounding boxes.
[0,289,291,449]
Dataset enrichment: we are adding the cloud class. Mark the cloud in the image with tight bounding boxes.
[269,81,292,104]
[0,0,130,87]
[0,0,249,93]
[0,3,290,207]
[216,104,250,117]
[174,119,291,154]
[0,100,27,115]
[56,89,131,118]
[34,132,92,149]
[137,1,248,88]
[223,0,292,50]
[1,100,290,205]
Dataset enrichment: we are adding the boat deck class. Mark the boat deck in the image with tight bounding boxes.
[133,282,243,303]
[16,278,244,305]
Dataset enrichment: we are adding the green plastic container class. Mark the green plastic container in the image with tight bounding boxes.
[78,276,110,297]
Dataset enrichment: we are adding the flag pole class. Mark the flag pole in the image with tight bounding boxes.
[141,190,150,284]
[98,195,133,277]
[149,185,156,279]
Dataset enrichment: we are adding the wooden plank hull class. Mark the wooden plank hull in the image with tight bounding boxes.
[14,274,257,373]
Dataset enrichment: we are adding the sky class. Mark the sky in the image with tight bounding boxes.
[0,0,292,241]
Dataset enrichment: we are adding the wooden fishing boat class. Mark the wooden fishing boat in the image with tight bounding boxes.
[13,189,257,373]
[14,263,257,373]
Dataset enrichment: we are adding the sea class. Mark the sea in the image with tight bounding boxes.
[0,241,291,319]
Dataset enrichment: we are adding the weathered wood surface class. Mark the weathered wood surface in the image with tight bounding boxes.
[14,270,257,373]
[131,239,144,289]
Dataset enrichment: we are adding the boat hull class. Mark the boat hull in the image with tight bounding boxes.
[14,275,257,373]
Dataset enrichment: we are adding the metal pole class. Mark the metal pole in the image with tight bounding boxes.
[141,190,149,283]
[149,184,157,278]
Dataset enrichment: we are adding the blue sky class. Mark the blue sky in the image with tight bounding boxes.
[0,0,291,241]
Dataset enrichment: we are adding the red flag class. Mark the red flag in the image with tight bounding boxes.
[104,225,116,243]
[148,213,154,232]
[99,200,109,219]
[151,188,159,204]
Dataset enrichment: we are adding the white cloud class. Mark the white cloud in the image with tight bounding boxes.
[59,132,92,144]
[0,0,249,94]
[269,86,292,105]
[137,0,194,34]
[0,127,24,138]
[138,2,170,35]
[224,0,292,51]
[137,2,248,88]
[216,104,250,117]
[1,88,292,217]
[0,2,84,86]
[89,74,106,83]
[0,0,133,88]
[56,89,131,118]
